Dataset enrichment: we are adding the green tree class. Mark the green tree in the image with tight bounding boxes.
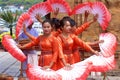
[0,10,18,36]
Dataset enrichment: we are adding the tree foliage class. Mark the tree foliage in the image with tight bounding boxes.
[0,10,19,36]
[0,0,43,9]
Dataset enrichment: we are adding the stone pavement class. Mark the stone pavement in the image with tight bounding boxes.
[0,51,120,80]
[87,76,120,80]
[13,76,120,80]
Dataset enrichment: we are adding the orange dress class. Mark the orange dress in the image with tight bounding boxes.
[74,22,90,35]
[57,34,93,69]
[51,29,62,37]
[73,22,90,63]
[24,35,59,70]
[25,22,90,64]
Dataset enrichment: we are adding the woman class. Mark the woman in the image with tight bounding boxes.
[69,15,100,63]
[18,19,59,70]
[18,22,39,77]
[57,18,99,69]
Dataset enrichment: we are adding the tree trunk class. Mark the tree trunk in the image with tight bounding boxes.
[9,26,13,36]
[104,0,110,8]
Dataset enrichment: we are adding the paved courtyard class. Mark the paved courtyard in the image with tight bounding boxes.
[0,51,120,80]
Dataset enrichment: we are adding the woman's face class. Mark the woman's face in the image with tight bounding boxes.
[62,21,71,33]
[71,26,77,33]
[42,22,52,35]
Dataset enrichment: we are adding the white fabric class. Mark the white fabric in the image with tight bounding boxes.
[28,53,38,66]
[91,72,102,77]
[56,62,91,80]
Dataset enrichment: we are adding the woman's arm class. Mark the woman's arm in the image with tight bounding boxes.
[52,8,59,18]
[18,36,39,50]
[35,14,43,23]
[75,14,98,35]
[23,24,37,41]
[86,40,104,46]
[74,35,99,55]
[83,10,89,23]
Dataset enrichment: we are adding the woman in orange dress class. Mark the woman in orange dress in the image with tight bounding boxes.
[57,18,99,69]
[69,14,98,63]
[24,14,99,66]
[18,19,59,70]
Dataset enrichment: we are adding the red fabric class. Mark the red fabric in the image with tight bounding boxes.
[57,34,94,69]
[24,35,59,70]
[2,35,26,62]
[51,29,62,37]
[74,22,90,35]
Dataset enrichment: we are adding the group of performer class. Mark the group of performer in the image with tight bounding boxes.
[2,0,117,80]
[17,8,104,77]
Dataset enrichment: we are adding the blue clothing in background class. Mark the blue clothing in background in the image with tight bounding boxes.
[18,28,39,77]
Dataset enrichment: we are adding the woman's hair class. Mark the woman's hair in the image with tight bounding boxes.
[42,19,53,27]
[51,18,60,30]
[61,16,76,27]
[69,18,77,27]
[60,19,67,28]
[62,16,71,20]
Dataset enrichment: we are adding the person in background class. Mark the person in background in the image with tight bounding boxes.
[18,21,39,77]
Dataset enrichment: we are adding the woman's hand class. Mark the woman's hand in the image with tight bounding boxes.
[84,10,89,18]
[17,44,23,49]
[42,66,51,70]
[93,14,98,22]
[89,14,98,24]
[94,50,99,56]
[23,24,27,33]
[53,8,59,18]
[35,14,43,23]
[99,40,104,43]
[64,63,72,70]
[84,10,90,22]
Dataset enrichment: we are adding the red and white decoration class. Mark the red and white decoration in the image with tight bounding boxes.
[70,1,111,30]
[56,62,92,80]
[16,12,33,39]
[27,64,62,80]
[91,2,111,30]
[47,0,72,15]
[82,33,117,72]
[99,32,117,57]
[83,55,115,72]
[2,35,26,62]
[13,1,117,79]
[70,2,92,15]
[28,1,52,21]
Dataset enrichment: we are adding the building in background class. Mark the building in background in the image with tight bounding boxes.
[32,21,43,35]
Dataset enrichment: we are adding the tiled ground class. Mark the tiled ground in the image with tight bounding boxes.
[0,52,120,80]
